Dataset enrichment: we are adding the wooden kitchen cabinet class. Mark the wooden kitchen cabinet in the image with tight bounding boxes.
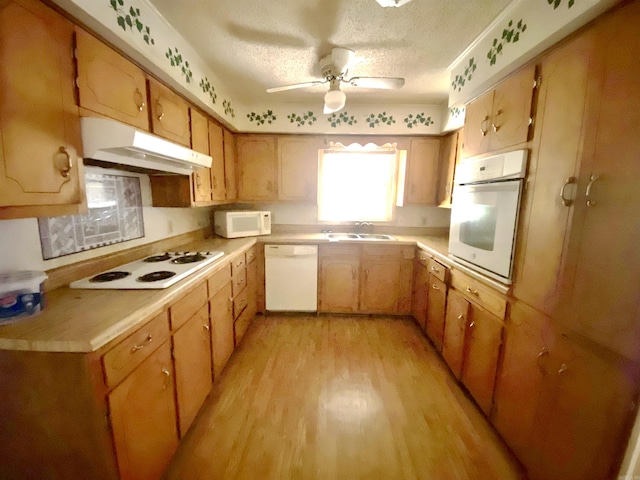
[172,305,212,437]
[319,245,361,313]
[277,136,319,203]
[461,305,503,416]
[404,137,441,205]
[462,64,535,158]
[411,254,430,331]
[75,27,149,130]
[223,129,238,201]
[190,108,212,203]
[208,266,234,380]
[236,135,277,201]
[442,289,471,379]
[209,120,226,201]
[0,0,84,216]
[108,341,179,480]
[425,274,447,351]
[149,78,191,147]
[436,129,461,207]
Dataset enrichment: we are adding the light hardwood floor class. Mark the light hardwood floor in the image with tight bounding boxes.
[163,315,524,480]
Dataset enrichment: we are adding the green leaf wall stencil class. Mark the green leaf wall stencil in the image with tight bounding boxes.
[487,19,527,66]
[287,112,317,127]
[165,47,193,83]
[327,112,357,128]
[247,110,277,125]
[109,0,155,45]
[403,113,433,129]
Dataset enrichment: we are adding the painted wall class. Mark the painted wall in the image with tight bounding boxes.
[0,167,213,272]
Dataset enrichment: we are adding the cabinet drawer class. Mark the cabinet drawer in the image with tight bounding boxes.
[233,288,249,319]
[102,311,170,389]
[208,264,231,297]
[170,282,208,331]
[363,245,412,259]
[428,259,448,282]
[245,245,258,264]
[231,254,246,276]
[450,270,507,319]
[231,269,247,298]
[319,244,360,257]
[415,249,431,267]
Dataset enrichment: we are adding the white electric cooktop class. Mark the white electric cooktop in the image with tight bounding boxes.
[70,251,224,290]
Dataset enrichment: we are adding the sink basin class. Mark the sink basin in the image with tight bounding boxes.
[325,232,396,241]
[356,233,396,240]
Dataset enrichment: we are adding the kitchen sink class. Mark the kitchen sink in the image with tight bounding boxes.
[325,232,396,241]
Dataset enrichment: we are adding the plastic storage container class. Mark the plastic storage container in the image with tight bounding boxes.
[0,271,47,323]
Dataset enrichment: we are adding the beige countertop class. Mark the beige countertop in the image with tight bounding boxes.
[0,231,508,354]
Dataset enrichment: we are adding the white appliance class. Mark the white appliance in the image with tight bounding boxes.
[265,245,318,312]
[214,211,271,238]
[70,251,224,289]
[81,117,212,175]
[449,150,528,284]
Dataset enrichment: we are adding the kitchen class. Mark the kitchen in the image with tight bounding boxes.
[0,0,639,479]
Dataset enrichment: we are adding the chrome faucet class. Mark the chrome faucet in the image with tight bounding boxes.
[354,221,373,234]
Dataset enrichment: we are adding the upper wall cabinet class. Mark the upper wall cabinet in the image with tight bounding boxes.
[75,27,149,131]
[236,135,277,202]
[0,0,84,217]
[208,121,226,201]
[190,108,212,203]
[404,137,441,205]
[223,129,237,202]
[436,130,462,207]
[149,78,191,147]
[462,64,535,158]
[277,136,319,203]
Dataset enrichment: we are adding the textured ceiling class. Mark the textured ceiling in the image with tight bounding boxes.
[148,0,512,106]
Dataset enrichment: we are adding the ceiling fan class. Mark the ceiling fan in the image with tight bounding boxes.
[266,47,405,114]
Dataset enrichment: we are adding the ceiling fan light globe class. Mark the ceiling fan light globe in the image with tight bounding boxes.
[324,89,346,112]
[375,0,413,6]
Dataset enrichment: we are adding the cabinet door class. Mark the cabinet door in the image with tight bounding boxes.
[528,338,638,480]
[489,64,535,152]
[512,33,593,316]
[210,282,234,380]
[405,138,440,204]
[360,259,402,313]
[462,91,493,157]
[425,274,447,351]
[442,289,470,379]
[461,306,503,416]
[149,78,190,147]
[491,301,556,465]
[172,305,212,437]
[75,28,148,130]
[562,3,640,361]
[108,342,178,480]
[0,0,83,208]
[277,136,318,202]
[208,121,226,201]
[190,109,212,203]
[223,129,237,201]
[436,130,459,207]
[319,256,360,313]
[412,262,430,331]
[236,135,277,201]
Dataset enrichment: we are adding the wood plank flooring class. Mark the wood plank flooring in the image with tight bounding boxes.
[163,315,523,480]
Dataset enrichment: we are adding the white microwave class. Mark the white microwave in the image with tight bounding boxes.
[213,210,271,238]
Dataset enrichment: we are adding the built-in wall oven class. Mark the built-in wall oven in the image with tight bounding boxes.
[448,150,528,284]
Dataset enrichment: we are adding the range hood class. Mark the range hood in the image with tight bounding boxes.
[80,117,212,175]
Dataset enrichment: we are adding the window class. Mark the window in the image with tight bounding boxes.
[317,143,400,222]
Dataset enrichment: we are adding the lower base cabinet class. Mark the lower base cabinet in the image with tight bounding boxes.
[493,301,639,480]
[442,289,471,379]
[425,274,447,351]
[108,342,179,480]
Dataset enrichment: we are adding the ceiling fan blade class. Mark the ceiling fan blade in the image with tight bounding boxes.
[346,77,405,89]
[266,81,325,93]
[331,47,355,74]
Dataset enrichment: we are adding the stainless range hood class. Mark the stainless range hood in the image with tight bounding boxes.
[80,117,212,175]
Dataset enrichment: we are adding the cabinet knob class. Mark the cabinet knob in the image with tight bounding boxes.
[536,347,549,373]
[558,363,568,375]
[465,286,479,296]
[585,174,600,207]
[492,109,503,132]
[156,102,164,121]
[431,266,440,273]
[54,146,73,178]
[195,173,202,187]
[432,284,439,290]
[203,324,210,331]
[560,176,577,207]
[480,115,490,137]
[134,88,145,112]
[131,334,152,353]
[161,367,171,390]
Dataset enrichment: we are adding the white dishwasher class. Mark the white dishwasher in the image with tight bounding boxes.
[265,244,318,312]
